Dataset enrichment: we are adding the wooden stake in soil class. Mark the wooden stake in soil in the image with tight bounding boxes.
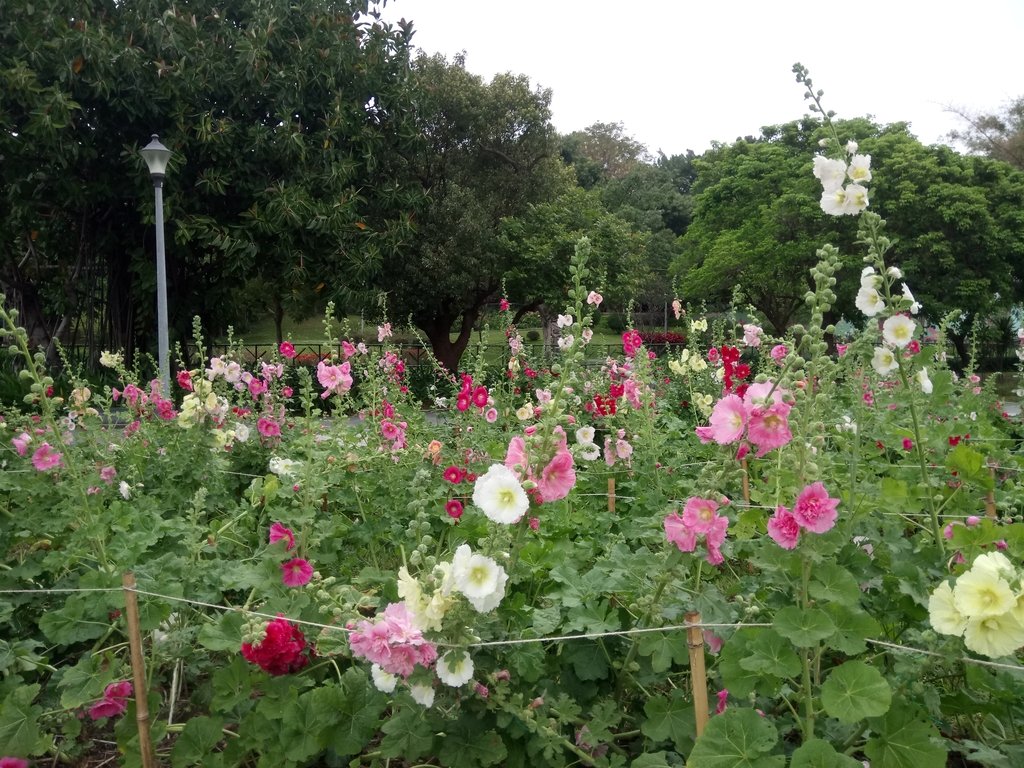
[985,467,997,519]
[122,572,157,768]
[608,477,616,513]
[741,459,750,506]
[685,611,710,737]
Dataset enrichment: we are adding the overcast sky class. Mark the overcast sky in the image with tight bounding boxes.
[378,0,1024,158]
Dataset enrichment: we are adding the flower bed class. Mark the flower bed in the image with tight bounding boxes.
[2,129,1024,768]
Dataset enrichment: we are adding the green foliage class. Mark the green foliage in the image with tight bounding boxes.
[687,708,784,768]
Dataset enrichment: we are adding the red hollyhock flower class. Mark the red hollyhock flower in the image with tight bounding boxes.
[241,615,311,675]
[443,465,465,484]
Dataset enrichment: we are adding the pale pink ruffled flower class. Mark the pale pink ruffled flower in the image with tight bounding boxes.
[767,505,801,549]
[706,394,747,445]
[792,482,840,534]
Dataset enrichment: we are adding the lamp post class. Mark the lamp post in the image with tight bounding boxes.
[140,135,172,395]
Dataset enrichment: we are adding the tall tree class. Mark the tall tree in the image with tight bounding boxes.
[947,97,1024,170]
[560,121,651,188]
[340,52,565,371]
[0,0,416,362]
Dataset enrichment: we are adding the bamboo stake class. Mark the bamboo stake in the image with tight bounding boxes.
[741,459,750,506]
[122,572,157,768]
[685,611,709,737]
[607,477,616,513]
[985,467,997,519]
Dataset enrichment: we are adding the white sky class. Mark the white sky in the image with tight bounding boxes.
[378,0,1024,157]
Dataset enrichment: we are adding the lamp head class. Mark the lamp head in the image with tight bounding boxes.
[140,134,172,178]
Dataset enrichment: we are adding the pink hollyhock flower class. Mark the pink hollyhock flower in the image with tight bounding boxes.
[456,393,471,411]
[715,689,729,715]
[281,558,314,587]
[242,614,311,675]
[11,432,31,456]
[88,696,127,720]
[279,341,296,359]
[499,298,510,311]
[746,402,793,457]
[902,437,913,451]
[792,482,840,534]
[0,758,29,768]
[622,330,643,358]
[443,465,465,484]
[770,344,788,364]
[836,343,848,357]
[341,340,356,358]
[377,323,392,342]
[472,386,489,408]
[269,522,296,551]
[248,378,267,398]
[484,407,498,423]
[475,682,489,698]
[537,448,576,503]
[380,420,401,440]
[664,511,697,552]
[32,443,62,471]
[281,386,293,398]
[703,630,724,654]
[767,505,801,549]
[742,324,763,347]
[504,436,530,477]
[257,417,281,438]
[587,291,603,306]
[176,369,193,391]
[100,466,117,483]
[349,602,437,677]
[681,497,721,534]
[446,499,464,519]
[707,395,747,445]
[317,360,353,398]
[704,515,729,565]
[104,681,133,701]
[695,425,715,444]
[529,517,540,530]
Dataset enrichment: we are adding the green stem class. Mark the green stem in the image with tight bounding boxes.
[895,356,943,552]
[617,548,683,694]
[800,556,816,741]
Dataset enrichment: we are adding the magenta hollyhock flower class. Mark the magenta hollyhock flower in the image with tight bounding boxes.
[380,420,401,441]
[269,522,296,551]
[767,505,801,549]
[11,432,32,456]
[622,330,643,358]
[715,689,729,715]
[88,695,127,720]
[279,341,296,359]
[0,757,29,768]
[704,515,729,565]
[681,497,720,534]
[242,614,311,675]
[792,482,840,534]
[499,298,510,311]
[446,499,464,519]
[257,417,281,438]
[770,344,788,364]
[471,386,489,408]
[281,558,314,587]
[707,394,747,445]
[31,443,62,471]
[104,681,133,700]
[176,369,193,391]
[536,449,576,503]
[664,512,697,553]
[248,378,267,398]
[443,465,465,484]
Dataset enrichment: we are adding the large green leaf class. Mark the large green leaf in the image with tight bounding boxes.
[325,669,387,757]
[641,689,695,752]
[824,604,880,655]
[808,563,862,607]
[637,631,690,673]
[821,661,892,723]
[738,629,801,679]
[773,606,835,647]
[719,629,780,698]
[790,738,863,767]
[172,716,225,768]
[380,705,435,761]
[437,719,508,768]
[864,707,947,768]
[686,708,784,768]
[0,684,48,757]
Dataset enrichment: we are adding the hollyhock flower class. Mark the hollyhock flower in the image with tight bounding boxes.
[436,651,475,687]
[446,499,464,519]
[664,512,697,553]
[813,155,847,191]
[317,360,353,397]
[484,407,498,423]
[443,465,465,484]
[32,443,62,471]
[269,457,301,478]
[578,443,601,461]
[279,341,296,359]
[11,432,31,456]
[576,426,596,444]
[847,153,872,183]
[820,186,848,215]
[471,386,489,408]
[681,497,721,534]
[98,466,117,484]
[451,544,508,612]
[953,568,1016,619]
[871,347,898,375]
[89,696,127,720]
[715,689,729,715]
[767,506,801,549]
[176,369,193,391]
[963,613,1024,658]
[882,314,916,348]
[916,367,933,394]
[671,298,683,319]
[377,323,392,342]
[537,448,576,502]
[557,335,574,351]
[587,291,603,306]
[770,344,788,364]
[622,330,643,358]
[929,581,968,636]
[746,402,792,457]
[242,615,311,675]
[499,298,510,311]
[836,343,848,357]
[269,522,296,550]
[706,394,747,444]
[105,681,133,700]
[350,602,437,677]
[615,438,633,462]
[845,139,859,154]
[581,328,593,344]
[371,664,398,693]
[556,314,573,328]
[742,324,763,347]
[472,464,529,524]
[841,184,869,214]
[475,682,490,698]
[99,350,122,368]
[704,630,724,654]
[855,284,886,317]
[247,378,267,398]
[257,417,281,439]
[792,482,840,534]
[281,558,314,587]
[704,515,729,565]
[410,683,435,707]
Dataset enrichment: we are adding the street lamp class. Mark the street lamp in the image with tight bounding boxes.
[140,134,173,395]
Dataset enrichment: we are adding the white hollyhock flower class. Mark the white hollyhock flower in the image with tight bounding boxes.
[841,184,869,215]
[557,335,574,351]
[860,266,881,288]
[451,544,508,613]
[901,283,922,314]
[556,314,573,328]
[575,426,596,444]
[928,582,968,636]
[409,683,435,707]
[916,367,933,394]
[871,347,898,375]
[847,154,872,184]
[436,651,475,687]
[472,464,529,524]
[845,140,859,154]
[371,664,397,693]
[820,186,847,216]
[99,350,123,368]
[855,285,886,317]
[578,443,601,461]
[886,266,903,279]
[882,315,917,348]
[813,155,847,191]
[269,456,302,478]
[119,481,132,500]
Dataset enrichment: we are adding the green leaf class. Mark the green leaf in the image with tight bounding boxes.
[821,661,892,723]
[0,684,47,757]
[824,604,880,655]
[864,707,947,768]
[946,444,992,488]
[790,739,863,767]
[637,631,690,673]
[172,716,225,768]
[380,705,435,761]
[531,605,562,635]
[719,629,778,698]
[772,606,835,647]
[630,753,672,768]
[809,563,862,607]
[565,641,609,681]
[325,669,387,757]
[686,707,784,768]
[641,689,695,752]
[38,596,109,645]
[437,719,508,768]
[738,630,801,679]
[198,612,245,652]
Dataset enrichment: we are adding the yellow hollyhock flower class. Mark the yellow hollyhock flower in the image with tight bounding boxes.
[953,568,1017,619]
[963,612,1024,658]
[928,581,967,636]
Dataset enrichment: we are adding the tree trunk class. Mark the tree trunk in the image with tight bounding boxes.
[273,292,285,345]
[422,309,480,373]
